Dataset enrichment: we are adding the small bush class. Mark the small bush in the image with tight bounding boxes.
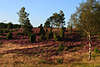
[30,34,36,43]
[53,33,59,41]
[59,28,64,40]
[39,24,45,35]
[40,34,46,41]
[45,33,49,40]
[49,29,53,39]
[57,44,65,52]
[56,58,63,64]
[94,48,100,54]
[7,32,13,39]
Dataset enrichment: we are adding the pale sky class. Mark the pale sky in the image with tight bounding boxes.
[0,0,86,27]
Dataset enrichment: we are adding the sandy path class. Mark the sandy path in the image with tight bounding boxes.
[0,43,46,53]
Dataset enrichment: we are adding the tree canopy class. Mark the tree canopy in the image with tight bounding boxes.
[71,0,100,60]
[17,7,33,35]
[46,10,65,28]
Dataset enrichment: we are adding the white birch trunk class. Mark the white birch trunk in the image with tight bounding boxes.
[88,34,92,60]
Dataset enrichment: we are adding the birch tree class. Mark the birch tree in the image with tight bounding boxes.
[72,0,100,60]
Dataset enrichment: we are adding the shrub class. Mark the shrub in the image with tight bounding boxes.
[44,29,49,40]
[59,28,64,40]
[92,48,100,60]
[40,34,46,41]
[7,22,13,29]
[45,32,49,40]
[30,34,36,43]
[57,44,65,52]
[56,58,63,64]
[53,33,59,41]
[39,24,45,35]
[7,32,13,39]
[94,48,100,54]
[49,29,53,39]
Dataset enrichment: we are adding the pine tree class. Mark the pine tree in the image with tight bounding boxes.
[47,10,65,28]
[44,19,50,28]
[17,7,33,35]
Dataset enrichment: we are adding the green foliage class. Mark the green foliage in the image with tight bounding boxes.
[38,24,46,41]
[48,28,53,39]
[67,19,74,34]
[39,24,45,35]
[13,24,21,29]
[23,18,33,35]
[44,19,50,28]
[7,22,13,29]
[38,59,47,64]
[17,7,33,35]
[71,0,100,60]
[0,23,8,29]
[72,0,100,36]
[56,58,63,64]
[47,10,65,28]
[59,28,65,40]
[53,33,59,41]
[17,7,29,26]
[30,34,36,43]
[7,32,13,39]
[38,59,53,64]
[0,22,21,29]
[40,34,46,41]
[58,44,65,52]
[45,29,49,40]
[94,48,100,54]
[45,28,53,40]
[53,28,65,41]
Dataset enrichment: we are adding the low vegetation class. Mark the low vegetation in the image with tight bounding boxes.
[0,0,100,67]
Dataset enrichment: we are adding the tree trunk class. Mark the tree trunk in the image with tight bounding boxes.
[88,34,92,61]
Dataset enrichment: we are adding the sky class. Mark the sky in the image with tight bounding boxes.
[0,0,86,27]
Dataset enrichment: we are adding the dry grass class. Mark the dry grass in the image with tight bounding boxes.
[0,43,100,67]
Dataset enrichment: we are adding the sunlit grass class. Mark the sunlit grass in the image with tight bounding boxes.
[0,43,100,67]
